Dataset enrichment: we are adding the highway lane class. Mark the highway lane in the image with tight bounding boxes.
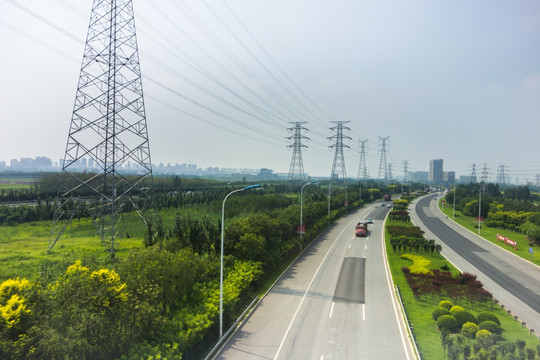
[411,194,540,334]
[215,203,415,360]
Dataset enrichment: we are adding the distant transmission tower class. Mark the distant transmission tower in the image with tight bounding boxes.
[403,160,409,182]
[481,163,489,186]
[357,139,368,180]
[471,163,477,183]
[329,121,351,181]
[49,0,153,257]
[377,136,390,180]
[287,122,309,182]
[497,164,508,185]
[388,163,393,181]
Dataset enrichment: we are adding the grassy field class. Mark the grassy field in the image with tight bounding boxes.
[0,177,37,190]
[384,219,540,359]
[0,204,220,281]
[439,202,540,267]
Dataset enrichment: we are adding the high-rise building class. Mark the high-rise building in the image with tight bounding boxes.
[429,159,444,183]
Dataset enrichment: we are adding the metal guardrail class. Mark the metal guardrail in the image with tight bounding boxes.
[492,298,540,342]
[204,296,260,360]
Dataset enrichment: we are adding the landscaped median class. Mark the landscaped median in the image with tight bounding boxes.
[385,198,540,359]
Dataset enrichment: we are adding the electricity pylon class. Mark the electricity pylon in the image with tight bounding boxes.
[377,136,390,181]
[49,0,153,258]
[497,164,508,185]
[402,160,409,182]
[357,139,368,180]
[471,163,477,183]
[287,122,309,182]
[329,121,351,181]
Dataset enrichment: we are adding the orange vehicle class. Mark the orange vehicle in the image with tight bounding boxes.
[355,222,367,237]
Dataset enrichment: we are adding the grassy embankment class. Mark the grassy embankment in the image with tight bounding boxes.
[438,201,540,267]
[384,219,540,359]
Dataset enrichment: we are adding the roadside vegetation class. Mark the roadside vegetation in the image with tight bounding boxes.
[441,185,540,266]
[386,195,540,359]
[1,174,409,359]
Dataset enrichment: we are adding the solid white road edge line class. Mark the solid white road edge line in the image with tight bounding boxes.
[382,216,413,360]
[329,302,335,318]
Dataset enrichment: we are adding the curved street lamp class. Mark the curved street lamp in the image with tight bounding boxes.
[220,184,261,339]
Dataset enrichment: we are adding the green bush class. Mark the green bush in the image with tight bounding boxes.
[439,300,453,310]
[449,305,464,315]
[475,329,492,341]
[437,315,458,333]
[432,307,451,321]
[453,310,478,328]
[462,322,479,339]
[479,320,502,335]
[477,312,500,325]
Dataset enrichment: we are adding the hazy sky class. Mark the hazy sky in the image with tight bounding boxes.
[1,0,539,181]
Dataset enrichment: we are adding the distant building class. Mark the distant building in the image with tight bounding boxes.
[409,171,429,183]
[443,171,455,184]
[429,159,444,183]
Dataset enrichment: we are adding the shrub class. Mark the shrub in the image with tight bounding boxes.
[477,312,500,325]
[439,300,453,310]
[462,322,479,339]
[432,307,451,321]
[437,315,458,333]
[475,329,492,341]
[449,305,465,315]
[400,254,432,275]
[401,266,410,274]
[453,310,478,328]
[479,320,502,335]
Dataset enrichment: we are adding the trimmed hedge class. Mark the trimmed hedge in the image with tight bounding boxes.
[462,322,479,338]
[453,310,478,328]
[476,329,492,341]
[439,300,453,310]
[477,312,500,325]
[432,307,451,321]
[479,320,502,335]
[449,305,464,315]
[437,315,458,332]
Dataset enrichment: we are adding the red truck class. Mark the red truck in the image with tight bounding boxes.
[384,194,392,201]
[355,221,367,237]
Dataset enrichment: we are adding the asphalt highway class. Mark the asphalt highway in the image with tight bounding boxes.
[411,194,540,334]
[215,202,416,360]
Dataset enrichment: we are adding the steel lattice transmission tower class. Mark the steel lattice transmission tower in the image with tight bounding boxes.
[287,122,309,182]
[49,0,153,257]
[497,164,508,185]
[377,136,390,181]
[402,160,410,182]
[329,121,351,181]
[471,163,477,183]
[357,139,368,180]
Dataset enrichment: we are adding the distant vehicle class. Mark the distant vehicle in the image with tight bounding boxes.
[366,218,373,224]
[384,194,391,201]
[355,222,367,237]
[387,204,392,208]
[381,203,386,207]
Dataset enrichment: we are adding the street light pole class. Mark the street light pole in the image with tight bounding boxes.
[478,185,482,235]
[328,181,332,220]
[220,184,260,339]
[453,185,456,220]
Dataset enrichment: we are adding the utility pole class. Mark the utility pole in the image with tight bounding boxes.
[287,122,309,183]
[377,136,390,181]
[49,0,153,258]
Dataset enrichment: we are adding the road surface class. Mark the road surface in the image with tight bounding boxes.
[215,203,416,360]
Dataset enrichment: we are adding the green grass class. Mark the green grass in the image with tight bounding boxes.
[385,220,540,359]
[0,204,221,281]
[0,177,36,190]
[439,202,540,267]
